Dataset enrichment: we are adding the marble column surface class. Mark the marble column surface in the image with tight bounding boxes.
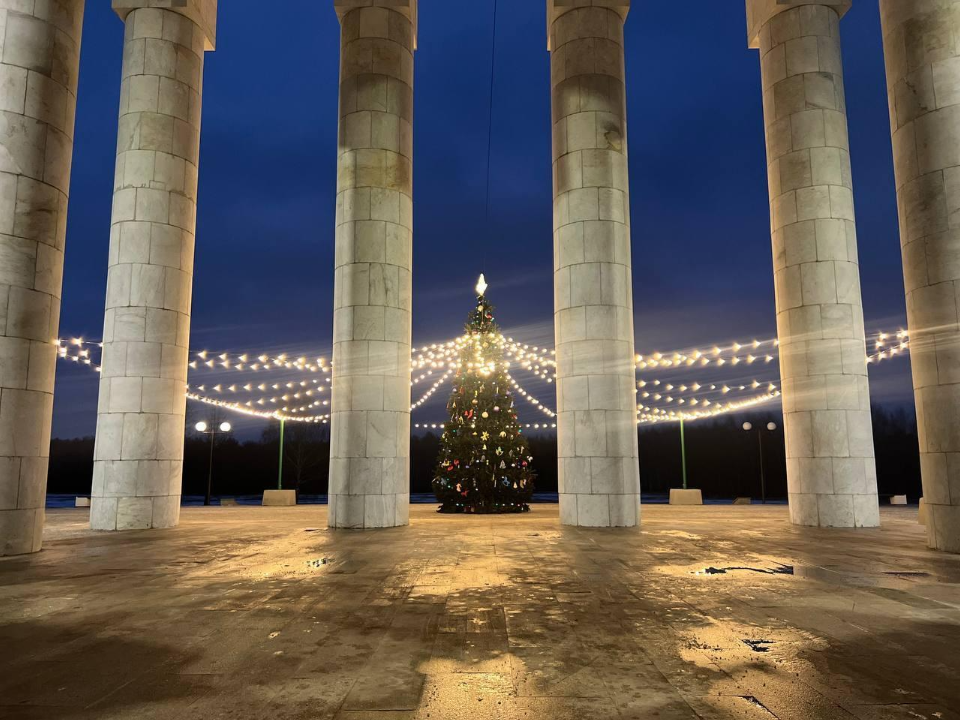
[746,0,879,528]
[91,1,217,532]
[880,0,960,552]
[328,0,416,529]
[549,0,641,528]
[0,0,84,555]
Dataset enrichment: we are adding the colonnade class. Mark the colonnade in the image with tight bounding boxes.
[0,0,958,554]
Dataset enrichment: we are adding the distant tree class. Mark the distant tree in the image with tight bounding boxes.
[285,423,327,494]
[261,421,329,495]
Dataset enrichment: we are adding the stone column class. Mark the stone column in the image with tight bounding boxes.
[548,1,641,528]
[90,1,217,532]
[879,0,960,552]
[0,1,83,556]
[328,0,415,529]
[746,0,878,528]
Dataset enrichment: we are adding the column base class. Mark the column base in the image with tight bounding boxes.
[0,508,44,556]
[90,495,181,531]
[926,502,960,553]
[559,494,640,527]
[328,493,410,529]
[788,493,880,528]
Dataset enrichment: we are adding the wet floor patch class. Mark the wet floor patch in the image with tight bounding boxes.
[694,565,794,576]
[742,639,775,653]
[740,695,778,717]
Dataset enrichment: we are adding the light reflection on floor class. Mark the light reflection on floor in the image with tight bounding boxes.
[0,504,957,719]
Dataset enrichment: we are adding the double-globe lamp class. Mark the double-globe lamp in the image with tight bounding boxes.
[195,421,231,433]
[742,421,777,503]
[195,421,233,505]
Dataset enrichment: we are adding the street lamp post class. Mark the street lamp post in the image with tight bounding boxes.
[196,420,232,506]
[277,417,285,491]
[679,417,688,490]
[742,421,777,504]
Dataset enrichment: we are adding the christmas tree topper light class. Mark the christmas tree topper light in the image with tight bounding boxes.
[476,274,488,297]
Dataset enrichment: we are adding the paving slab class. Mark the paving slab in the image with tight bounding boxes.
[0,505,958,719]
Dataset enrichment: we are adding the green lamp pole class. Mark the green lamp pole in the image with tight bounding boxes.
[679,417,688,490]
[277,417,285,490]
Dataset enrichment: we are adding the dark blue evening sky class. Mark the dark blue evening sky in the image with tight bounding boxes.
[52,3,911,438]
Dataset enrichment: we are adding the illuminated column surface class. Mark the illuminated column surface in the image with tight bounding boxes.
[0,1,84,555]
[328,0,416,529]
[746,0,878,527]
[880,0,960,552]
[91,1,217,531]
[549,1,642,527]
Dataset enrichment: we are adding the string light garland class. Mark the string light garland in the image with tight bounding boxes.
[638,379,779,401]
[411,369,453,410]
[505,372,557,418]
[185,392,329,423]
[636,337,779,371]
[188,350,333,375]
[60,328,902,377]
[57,345,100,371]
[637,389,783,424]
[867,329,909,364]
[56,327,910,428]
[414,422,558,430]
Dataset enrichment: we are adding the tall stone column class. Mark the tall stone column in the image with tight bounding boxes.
[880,0,960,552]
[0,1,83,556]
[328,0,415,529]
[746,0,878,528]
[90,1,217,532]
[549,1,641,528]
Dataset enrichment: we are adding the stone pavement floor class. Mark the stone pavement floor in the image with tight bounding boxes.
[1,505,959,719]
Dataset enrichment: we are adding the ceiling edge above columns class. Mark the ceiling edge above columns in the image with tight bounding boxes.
[546,0,629,51]
[334,0,419,51]
[113,0,218,51]
[745,0,851,49]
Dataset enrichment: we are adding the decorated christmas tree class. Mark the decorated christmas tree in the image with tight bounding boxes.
[432,276,535,513]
